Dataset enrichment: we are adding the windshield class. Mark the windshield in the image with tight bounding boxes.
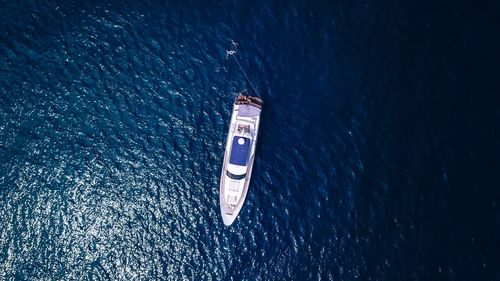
[226,170,246,180]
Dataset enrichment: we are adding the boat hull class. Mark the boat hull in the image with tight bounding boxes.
[219,95,262,226]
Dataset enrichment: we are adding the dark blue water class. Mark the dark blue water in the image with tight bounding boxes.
[1,0,499,280]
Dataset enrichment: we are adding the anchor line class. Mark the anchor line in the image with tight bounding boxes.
[226,46,261,98]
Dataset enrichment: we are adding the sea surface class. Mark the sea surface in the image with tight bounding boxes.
[0,0,499,280]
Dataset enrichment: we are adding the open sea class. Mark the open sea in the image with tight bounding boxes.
[0,0,499,280]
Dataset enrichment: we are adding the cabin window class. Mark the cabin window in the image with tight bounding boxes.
[226,171,246,180]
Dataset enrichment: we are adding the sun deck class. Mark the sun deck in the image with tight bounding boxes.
[229,136,250,166]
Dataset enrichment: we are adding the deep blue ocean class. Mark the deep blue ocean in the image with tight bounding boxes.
[1,0,499,280]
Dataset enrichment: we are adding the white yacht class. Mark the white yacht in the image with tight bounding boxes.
[220,94,263,226]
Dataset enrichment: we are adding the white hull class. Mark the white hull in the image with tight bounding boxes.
[219,95,263,226]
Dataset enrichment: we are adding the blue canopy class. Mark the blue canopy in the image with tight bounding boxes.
[229,136,250,166]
